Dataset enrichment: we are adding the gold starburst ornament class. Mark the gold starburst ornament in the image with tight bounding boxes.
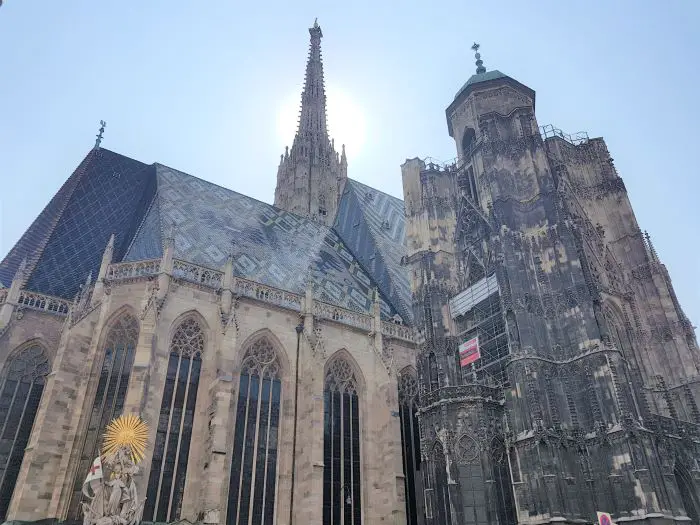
[103,414,149,464]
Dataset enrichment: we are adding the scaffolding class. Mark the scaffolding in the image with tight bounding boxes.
[450,275,510,387]
[539,124,589,146]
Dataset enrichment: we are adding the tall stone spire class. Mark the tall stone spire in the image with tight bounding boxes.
[297,19,328,141]
[274,20,347,226]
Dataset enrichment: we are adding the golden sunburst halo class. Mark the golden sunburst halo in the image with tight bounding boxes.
[103,414,149,464]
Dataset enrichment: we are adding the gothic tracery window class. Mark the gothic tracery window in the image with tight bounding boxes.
[398,370,421,525]
[424,441,451,525]
[0,344,50,521]
[323,356,361,525]
[69,314,138,519]
[227,337,281,525]
[145,317,204,523]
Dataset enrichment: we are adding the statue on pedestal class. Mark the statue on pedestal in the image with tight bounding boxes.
[81,415,149,525]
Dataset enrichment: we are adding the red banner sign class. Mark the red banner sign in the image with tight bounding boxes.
[459,337,480,367]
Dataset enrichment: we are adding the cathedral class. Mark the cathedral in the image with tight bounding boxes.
[1,20,699,525]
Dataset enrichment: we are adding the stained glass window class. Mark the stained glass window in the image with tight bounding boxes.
[398,370,421,525]
[0,344,50,521]
[322,356,361,525]
[144,317,204,523]
[68,314,138,519]
[226,337,281,525]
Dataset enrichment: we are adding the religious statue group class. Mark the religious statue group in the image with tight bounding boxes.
[81,445,144,525]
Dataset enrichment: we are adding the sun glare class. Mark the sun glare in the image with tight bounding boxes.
[276,84,366,160]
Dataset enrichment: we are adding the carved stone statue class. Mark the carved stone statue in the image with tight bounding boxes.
[82,445,144,525]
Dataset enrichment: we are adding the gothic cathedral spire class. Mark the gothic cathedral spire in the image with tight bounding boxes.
[274,20,347,226]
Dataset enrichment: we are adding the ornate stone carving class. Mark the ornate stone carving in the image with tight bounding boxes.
[81,446,143,525]
[455,433,480,464]
[241,337,279,378]
[171,317,204,358]
[325,357,358,394]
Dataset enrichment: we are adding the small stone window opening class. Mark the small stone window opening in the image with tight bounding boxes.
[462,127,476,158]
[318,195,328,217]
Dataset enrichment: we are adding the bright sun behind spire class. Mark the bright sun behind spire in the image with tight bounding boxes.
[103,414,149,464]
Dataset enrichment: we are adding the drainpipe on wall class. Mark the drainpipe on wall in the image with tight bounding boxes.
[289,319,304,525]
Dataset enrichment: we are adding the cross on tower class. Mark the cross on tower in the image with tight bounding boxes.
[471,42,486,74]
[95,120,106,149]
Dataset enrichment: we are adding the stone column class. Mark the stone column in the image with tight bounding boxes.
[91,234,114,306]
[200,255,238,525]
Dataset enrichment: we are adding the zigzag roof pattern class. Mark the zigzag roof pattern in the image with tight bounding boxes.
[1,149,412,322]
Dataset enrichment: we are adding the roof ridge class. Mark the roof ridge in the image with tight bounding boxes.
[347,178,404,204]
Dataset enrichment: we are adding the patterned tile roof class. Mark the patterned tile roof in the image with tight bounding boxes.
[2,150,412,323]
[334,179,412,322]
[0,149,156,299]
[125,165,399,319]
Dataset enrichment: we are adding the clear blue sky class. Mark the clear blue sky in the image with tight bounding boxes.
[1,1,698,328]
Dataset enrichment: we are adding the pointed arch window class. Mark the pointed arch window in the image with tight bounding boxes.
[227,337,282,525]
[69,314,138,519]
[0,344,49,521]
[323,357,361,525]
[428,353,439,392]
[398,371,421,525]
[145,317,204,523]
[424,442,451,525]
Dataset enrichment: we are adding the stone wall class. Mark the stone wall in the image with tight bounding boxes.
[0,261,417,525]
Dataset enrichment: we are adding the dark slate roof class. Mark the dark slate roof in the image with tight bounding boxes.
[334,179,412,323]
[0,149,156,299]
[125,165,399,319]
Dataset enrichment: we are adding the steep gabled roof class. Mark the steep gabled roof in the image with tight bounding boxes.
[334,179,412,323]
[0,148,156,298]
[125,164,399,318]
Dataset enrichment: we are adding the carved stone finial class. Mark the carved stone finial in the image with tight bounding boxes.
[644,230,659,263]
[471,42,486,74]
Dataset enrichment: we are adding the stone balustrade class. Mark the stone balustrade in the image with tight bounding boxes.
[232,277,304,311]
[172,259,224,289]
[17,290,70,315]
[380,320,414,342]
[106,259,161,281]
[313,301,373,331]
[20,255,416,342]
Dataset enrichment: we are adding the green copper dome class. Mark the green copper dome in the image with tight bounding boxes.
[454,70,507,99]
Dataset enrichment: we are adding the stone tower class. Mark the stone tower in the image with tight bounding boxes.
[403,45,700,524]
[274,19,348,225]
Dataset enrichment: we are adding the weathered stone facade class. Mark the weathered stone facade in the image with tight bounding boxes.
[0,243,416,525]
[1,25,699,525]
[404,53,700,525]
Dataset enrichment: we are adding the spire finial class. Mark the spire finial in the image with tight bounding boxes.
[95,120,106,149]
[644,230,659,263]
[471,42,486,74]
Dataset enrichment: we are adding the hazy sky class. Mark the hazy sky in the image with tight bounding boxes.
[1,1,698,327]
